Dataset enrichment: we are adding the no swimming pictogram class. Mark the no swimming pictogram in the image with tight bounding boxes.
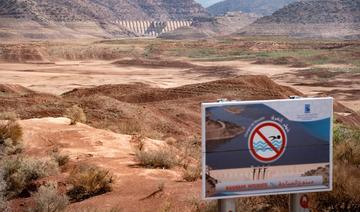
[248,121,287,163]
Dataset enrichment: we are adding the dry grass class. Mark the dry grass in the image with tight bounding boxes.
[0,112,18,121]
[189,198,217,212]
[0,172,8,212]
[0,196,8,212]
[65,105,86,125]
[135,148,177,169]
[30,182,69,212]
[0,120,23,145]
[66,164,113,202]
[1,156,59,198]
[129,134,145,151]
[51,152,70,167]
[118,119,143,135]
[309,124,360,210]
[182,162,201,182]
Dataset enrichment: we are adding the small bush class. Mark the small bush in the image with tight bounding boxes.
[65,105,86,125]
[118,119,142,135]
[311,164,360,211]
[334,141,360,165]
[189,198,217,212]
[0,196,8,212]
[182,163,201,182]
[1,156,59,198]
[51,152,70,167]
[333,124,353,144]
[0,120,23,144]
[135,148,177,169]
[129,134,145,151]
[333,125,360,165]
[0,138,23,157]
[67,165,113,202]
[30,182,69,212]
[0,120,23,157]
[310,125,360,210]
[0,112,18,121]
[0,172,9,212]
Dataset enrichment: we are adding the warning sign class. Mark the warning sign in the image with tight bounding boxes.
[248,121,287,163]
[202,97,333,199]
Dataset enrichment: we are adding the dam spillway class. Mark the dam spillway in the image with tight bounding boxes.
[114,20,192,37]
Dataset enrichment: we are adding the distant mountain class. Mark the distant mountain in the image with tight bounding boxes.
[0,0,208,22]
[207,0,297,16]
[160,11,259,40]
[196,0,223,7]
[240,0,360,38]
[0,0,208,40]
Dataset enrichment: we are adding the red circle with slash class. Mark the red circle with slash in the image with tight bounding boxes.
[249,121,287,163]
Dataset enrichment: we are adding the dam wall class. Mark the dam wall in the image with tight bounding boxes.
[114,20,192,37]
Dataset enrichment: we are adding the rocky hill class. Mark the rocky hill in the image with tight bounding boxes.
[0,0,208,40]
[240,0,360,39]
[159,12,259,39]
[207,0,297,16]
[0,0,208,22]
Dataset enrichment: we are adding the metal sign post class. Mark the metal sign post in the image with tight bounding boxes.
[218,198,236,212]
[289,193,310,212]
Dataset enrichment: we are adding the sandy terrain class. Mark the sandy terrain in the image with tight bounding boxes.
[0,59,358,112]
[14,117,201,211]
[0,61,223,95]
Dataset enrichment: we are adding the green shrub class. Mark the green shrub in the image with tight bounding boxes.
[66,165,113,202]
[30,182,69,212]
[333,125,360,165]
[1,156,59,198]
[135,148,177,169]
[333,124,354,145]
[65,105,86,125]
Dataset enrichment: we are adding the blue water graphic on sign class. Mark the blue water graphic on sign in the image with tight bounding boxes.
[254,140,282,152]
[205,104,330,169]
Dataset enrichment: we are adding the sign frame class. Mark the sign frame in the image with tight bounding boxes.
[201,97,333,200]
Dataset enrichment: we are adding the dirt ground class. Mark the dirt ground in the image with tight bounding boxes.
[12,117,200,212]
[0,58,358,112]
[1,39,359,211]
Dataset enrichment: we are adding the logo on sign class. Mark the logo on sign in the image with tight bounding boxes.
[305,104,311,113]
[248,121,287,163]
[300,194,310,209]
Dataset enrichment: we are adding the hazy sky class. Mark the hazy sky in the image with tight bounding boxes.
[195,0,224,7]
